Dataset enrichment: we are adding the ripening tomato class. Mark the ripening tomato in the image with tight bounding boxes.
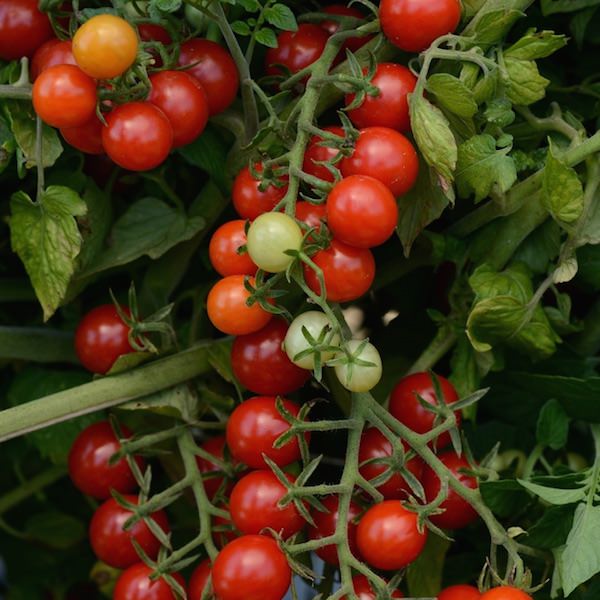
[207,275,273,336]
[226,395,305,468]
[0,0,53,61]
[212,535,291,600]
[178,39,239,115]
[89,496,170,569]
[74,304,134,374]
[102,102,173,172]
[389,372,461,448]
[113,563,185,600]
[232,164,289,220]
[196,435,232,499]
[295,201,327,234]
[61,114,104,155]
[138,23,172,44]
[480,587,532,600]
[342,575,404,600]
[303,239,375,303]
[422,452,479,529]
[320,5,373,54]
[284,311,340,370]
[73,14,139,79]
[31,39,76,80]
[438,584,481,600]
[335,340,382,392]
[356,501,426,570]
[303,126,345,183]
[188,560,211,600]
[379,0,462,52]
[33,64,97,129]
[209,220,256,277]
[231,319,310,395]
[68,421,144,499]
[341,127,419,197]
[346,63,417,132]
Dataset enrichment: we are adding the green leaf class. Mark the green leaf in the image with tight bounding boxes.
[426,74,478,118]
[537,399,570,450]
[470,263,532,303]
[406,533,450,597]
[541,0,600,15]
[237,0,261,10]
[24,512,86,550]
[264,3,297,31]
[579,194,600,244]
[553,255,579,284]
[10,186,87,321]
[527,505,575,549]
[504,57,550,105]
[152,0,182,12]
[519,479,586,505]
[469,8,524,47]
[505,30,568,59]
[231,20,252,35]
[0,112,15,174]
[120,383,198,422]
[512,220,561,275]
[571,7,598,46]
[255,27,279,48]
[577,245,600,288]
[480,480,531,517]
[456,134,517,202]
[484,98,516,127]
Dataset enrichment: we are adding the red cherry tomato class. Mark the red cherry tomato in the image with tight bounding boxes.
[230,470,305,538]
[113,563,185,600]
[303,239,375,303]
[320,5,373,54]
[74,304,134,374]
[342,575,404,599]
[356,500,427,570]
[302,126,345,183]
[138,23,172,44]
[307,495,362,565]
[327,174,398,248]
[231,318,310,395]
[102,102,173,172]
[209,220,257,277]
[438,584,481,600]
[61,114,104,155]
[89,495,170,569]
[188,559,211,600]
[295,201,327,234]
[389,372,461,448]
[480,587,532,600]
[226,395,305,468]
[213,535,291,600]
[178,39,239,116]
[422,452,479,530]
[0,0,53,61]
[346,63,417,132]
[31,39,76,80]
[232,164,288,220]
[68,421,144,499]
[195,435,232,499]
[341,127,419,197]
[358,427,423,500]
[380,0,462,52]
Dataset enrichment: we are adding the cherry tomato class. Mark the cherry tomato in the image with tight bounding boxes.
[342,575,404,599]
[341,127,419,197]
[33,65,97,129]
[31,39,76,80]
[359,427,423,500]
[212,535,291,600]
[73,14,138,79]
[335,340,382,392]
[265,24,329,78]
[295,201,327,234]
[307,495,362,565]
[380,0,461,53]
[232,164,288,220]
[188,559,211,600]
[138,23,172,45]
[226,395,305,468]
[207,275,273,336]
[113,563,185,600]
[480,587,532,600]
[320,5,373,54]
[178,39,239,115]
[74,304,134,374]
[68,421,144,499]
[438,584,481,600]
[89,495,170,569]
[102,102,173,172]
[346,63,417,132]
[303,239,375,303]
[302,126,345,183]
[356,500,427,570]
[230,470,305,538]
[61,114,104,155]
[209,220,257,277]
[0,0,53,61]
[195,435,232,499]
[231,318,310,395]
[422,452,478,530]
[389,372,461,448]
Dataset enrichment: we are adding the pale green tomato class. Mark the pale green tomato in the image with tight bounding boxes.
[185,4,207,29]
[335,340,382,392]
[284,311,340,369]
[246,212,303,273]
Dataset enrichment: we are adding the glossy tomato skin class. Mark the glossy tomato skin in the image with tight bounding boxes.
[358,427,423,500]
[178,39,239,115]
[195,435,231,499]
[320,5,373,54]
[480,587,532,600]
[33,64,97,129]
[89,496,170,569]
[31,39,76,80]
[138,23,172,44]
[295,201,327,234]
[61,114,104,155]
[342,575,404,599]
[356,501,427,570]
[438,584,481,600]
[74,304,134,374]
[303,239,375,303]
[209,220,257,277]
[380,0,461,53]
[0,0,53,61]
[346,63,417,132]
[226,395,304,468]
[302,126,345,183]
[113,563,185,600]
[68,421,144,499]
[308,495,362,565]
[232,164,288,220]
[188,559,211,600]
[341,127,419,197]
[212,535,291,600]
[422,452,478,529]
[231,319,310,395]
[102,102,173,172]
[230,470,305,538]
[389,372,461,448]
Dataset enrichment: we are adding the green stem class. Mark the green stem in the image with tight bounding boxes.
[0,85,32,100]
[0,326,78,363]
[35,115,44,201]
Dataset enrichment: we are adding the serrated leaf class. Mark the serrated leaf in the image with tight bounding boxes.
[264,3,297,31]
[537,399,570,449]
[518,479,585,505]
[505,30,567,59]
[426,74,478,118]
[470,8,524,46]
[255,27,279,48]
[484,98,516,127]
[504,57,550,105]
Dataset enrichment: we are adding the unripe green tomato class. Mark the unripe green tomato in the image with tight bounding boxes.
[335,340,382,392]
[185,4,207,29]
[284,311,340,369]
[246,212,303,273]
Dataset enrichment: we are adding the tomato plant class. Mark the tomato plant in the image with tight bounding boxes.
[438,585,482,600]
[113,563,185,600]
